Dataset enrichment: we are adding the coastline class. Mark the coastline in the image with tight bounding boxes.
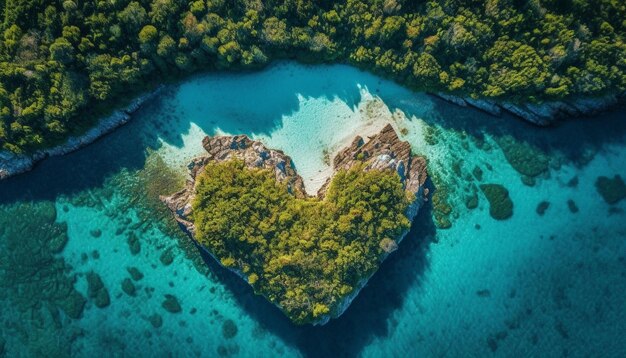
[0,86,164,181]
[311,186,425,325]
[305,103,398,196]
[433,92,624,126]
[162,126,428,325]
[1,61,623,182]
[178,197,421,326]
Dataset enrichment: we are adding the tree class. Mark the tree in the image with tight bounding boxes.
[156,35,176,58]
[49,37,74,64]
[413,52,442,88]
[118,2,148,36]
[262,17,289,47]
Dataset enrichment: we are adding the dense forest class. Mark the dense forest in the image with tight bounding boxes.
[192,160,411,323]
[0,0,624,152]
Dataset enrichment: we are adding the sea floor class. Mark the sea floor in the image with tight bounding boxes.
[1,62,625,357]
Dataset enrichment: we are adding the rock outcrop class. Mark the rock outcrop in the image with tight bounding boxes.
[161,123,428,325]
[435,92,623,126]
[0,86,163,180]
[319,123,427,218]
[161,134,306,236]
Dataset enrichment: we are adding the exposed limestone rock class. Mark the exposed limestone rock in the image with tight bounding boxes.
[162,124,427,236]
[436,93,468,107]
[161,134,306,237]
[161,124,428,325]
[435,92,622,126]
[325,124,427,201]
[465,98,502,116]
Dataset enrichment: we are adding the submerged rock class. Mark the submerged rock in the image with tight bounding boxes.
[536,201,550,216]
[0,202,86,321]
[162,294,182,313]
[87,272,110,308]
[480,184,513,220]
[58,290,87,319]
[521,175,536,187]
[567,200,579,214]
[595,175,626,205]
[465,192,479,210]
[496,136,549,178]
[148,313,163,328]
[472,166,484,181]
[567,176,579,188]
[127,233,141,255]
[127,267,144,281]
[161,124,429,325]
[217,344,240,357]
[121,278,136,297]
[159,249,174,266]
[48,225,69,253]
[222,319,238,339]
[434,214,452,229]
[432,184,453,229]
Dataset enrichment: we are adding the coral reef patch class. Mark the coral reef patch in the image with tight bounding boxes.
[496,135,549,178]
[480,184,514,220]
[595,175,626,205]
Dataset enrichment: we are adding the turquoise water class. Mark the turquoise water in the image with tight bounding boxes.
[1,62,625,357]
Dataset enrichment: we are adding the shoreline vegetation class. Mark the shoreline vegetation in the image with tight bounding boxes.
[161,125,428,324]
[0,86,163,179]
[1,0,625,155]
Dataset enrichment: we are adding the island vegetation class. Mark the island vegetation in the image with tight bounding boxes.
[1,0,625,152]
[192,159,411,323]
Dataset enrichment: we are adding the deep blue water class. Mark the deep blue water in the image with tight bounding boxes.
[1,62,625,357]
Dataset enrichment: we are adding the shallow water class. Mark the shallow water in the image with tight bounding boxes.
[1,62,625,357]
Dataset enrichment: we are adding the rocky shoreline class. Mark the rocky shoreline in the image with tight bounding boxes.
[161,124,428,325]
[0,86,164,180]
[434,92,623,126]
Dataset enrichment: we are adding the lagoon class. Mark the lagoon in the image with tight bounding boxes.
[1,62,625,357]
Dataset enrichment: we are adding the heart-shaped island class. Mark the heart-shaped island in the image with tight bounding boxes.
[162,124,428,325]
